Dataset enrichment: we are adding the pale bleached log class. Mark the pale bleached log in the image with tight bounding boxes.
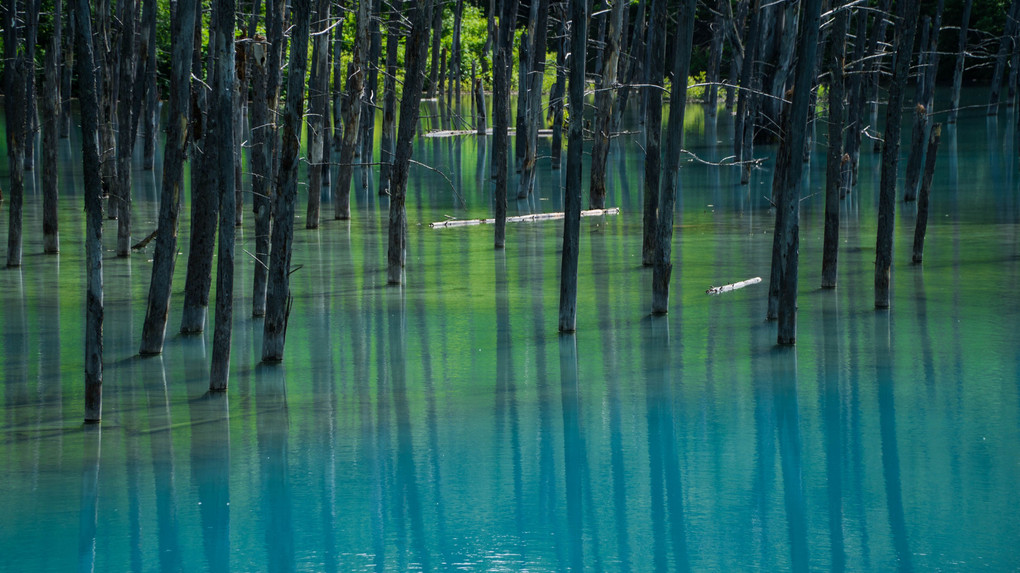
[706,276,762,295]
[431,207,620,228]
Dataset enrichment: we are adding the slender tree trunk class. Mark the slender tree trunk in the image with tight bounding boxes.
[96,0,118,220]
[43,31,61,254]
[359,0,381,192]
[493,0,521,248]
[475,76,487,134]
[306,0,330,228]
[588,0,623,208]
[988,0,1020,115]
[821,6,848,289]
[139,0,197,355]
[558,0,588,332]
[549,0,568,170]
[22,0,39,172]
[642,0,665,266]
[209,0,237,391]
[116,0,137,257]
[875,0,920,309]
[650,0,696,315]
[428,0,442,97]
[387,0,433,284]
[733,0,761,173]
[334,0,369,220]
[609,0,639,136]
[142,0,158,170]
[515,31,531,172]
[4,0,27,268]
[379,2,400,197]
[60,2,74,138]
[948,0,972,124]
[843,5,867,191]
[905,1,943,203]
[705,0,725,121]
[768,0,822,344]
[263,0,312,362]
[517,0,550,200]
[912,124,941,263]
[74,0,105,422]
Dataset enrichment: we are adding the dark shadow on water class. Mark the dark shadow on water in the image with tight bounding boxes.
[144,356,183,573]
[188,390,231,572]
[819,291,845,572]
[255,363,294,573]
[771,346,810,573]
[560,333,587,572]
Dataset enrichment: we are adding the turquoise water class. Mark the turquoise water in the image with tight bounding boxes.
[2,90,1020,571]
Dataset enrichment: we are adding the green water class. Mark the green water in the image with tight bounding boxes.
[1,90,1019,571]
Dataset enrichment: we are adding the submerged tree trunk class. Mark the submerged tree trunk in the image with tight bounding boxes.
[334,0,369,220]
[517,0,550,200]
[379,3,400,196]
[263,0,312,362]
[588,0,624,208]
[4,0,27,268]
[988,0,1020,115]
[705,0,725,121]
[549,0,568,170]
[821,6,848,289]
[558,0,588,332]
[768,0,822,345]
[359,0,381,192]
[641,0,665,266]
[387,0,433,283]
[209,0,238,391]
[141,0,158,170]
[74,0,105,422]
[875,0,920,309]
[306,0,331,228]
[43,36,60,254]
[139,0,197,356]
[650,0,696,315]
[912,124,941,263]
[492,0,521,248]
[948,0,972,124]
[115,0,137,257]
[904,5,943,203]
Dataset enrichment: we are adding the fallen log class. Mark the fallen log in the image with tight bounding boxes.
[430,207,621,228]
[706,276,762,295]
[132,228,158,250]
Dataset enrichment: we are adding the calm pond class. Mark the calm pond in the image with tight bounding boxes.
[2,88,1019,571]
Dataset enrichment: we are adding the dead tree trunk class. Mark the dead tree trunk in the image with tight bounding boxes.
[359,0,381,192]
[334,0,369,220]
[705,0,725,121]
[141,0,158,170]
[588,0,624,208]
[641,0,665,266]
[843,5,867,190]
[60,3,74,138]
[558,0,588,332]
[96,0,118,221]
[515,31,530,171]
[263,0,312,362]
[115,0,137,257]
[305,0,331,228]
[875,0,920,309]
[4,0,27,268]
[517,0,551,200]
[209,0,237,391]
[387,0,433,284]
[988,0,1020,115]
[821,5,849,289]
[428,0,442,97]
[948,0,972,124]
[904,3,943,203]
[733,0,761,183]
[379,2,400,197]
[912,124,941,263]
[139,0,197,356]
[549,0,568,169]
[73,0,105,422]
[43,21,60,254]
[22,0,38,172]
[768,0,822,344]
[650,0,696,315]
[492,0,521,248]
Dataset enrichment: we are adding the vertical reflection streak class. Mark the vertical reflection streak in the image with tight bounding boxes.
[146,357,182,573]
[560,334,584,572]
[77,425,101,573]
[876,313,913,572]
[773,347,809,573]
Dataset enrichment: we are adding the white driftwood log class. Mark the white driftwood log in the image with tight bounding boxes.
[706,276,762,295]
[430,208,621,228]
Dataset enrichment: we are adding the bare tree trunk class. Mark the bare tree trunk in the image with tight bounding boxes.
[263,0,311,362]
[517,0,550,200]
[61,3,74,138]
[733,0,761,179]
[379,2,400,197]
[912,124,941,263]
[768,0,822,344]
[650,0,696,315]
[587,0,623,208]
[73,0,105,422]
[904,4,942,203]
[641,0,665,266]
[209,0,237,391]
[141,0,159,170]
[140,0,197,355]
[515,31,530,172]
[705,0,725,121]
[43,24,61,254]
[116,0,137,257]
[821,5,848,289]
[387,0,433,284]
[549,0,568,170]
[558,0,588,332]
[988,0,1020,115]
[4,0,27,268]
[359,0,381,192]
[428,0,442,97]
[843,5,867,190]
[334,0,369,220]
[305,0,330,228]
[493,0,521,248]
[875,0,919,309]
[96,0,118,221]
[22,0,39,172]
[948,0,972,124]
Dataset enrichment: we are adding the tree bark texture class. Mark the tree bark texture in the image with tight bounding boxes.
[181,75,218,333]
[139,0,197,356]
[359,0,381,192]
[558,0,588,332]
[517,0,551,200]
[875,0,920,309]
[306,0,331,228]
[948,0,972,124]
[641,0,665,266]
[4,0,27,268]
[588,0,624,209]
[549,0,568,170]
[912,124,941,264]
[904,2,943,203]
[115,0,137,257]
[43,40,60,254]
[379,3,400,197]
[492,0,521,248]
[821,6,848,289]
[334,0,369,220]
[387,0,433,284]
[142,0,159,170]
[650,0,696,315]
[263,0,311,362]
[988,0,1020,115]
[73,0,105,422]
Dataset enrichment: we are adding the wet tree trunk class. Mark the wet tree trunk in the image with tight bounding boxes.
[252,0,286,317]
[641,0,665,266]
[209,0,237,391]
[141,0,158,170]
[305,0,330,229]
[115,0,137,257]
[60,3,74,138]
[4,0,27,268]
[387,0,433,283]
[73,0,105,422]
[988,0,1020,115]
[359,0,381,192]
[766,0,822,344]
[334,0,369,220]
[865,0,892,153]
[875,0,920,309]
[705,0,725,121]
[588,0,624,208]
[821,6,848,289]
[263,0,311,362]
[452,0,464,110]
[428,0,442,97]
[493,0,521,248]
[843,5,867,190]
[22,0,38,172]
[96,0,118,221]
[558,0,588,332]
[948,0,972,124]
[515,31,530,172]
[379,3,400,197]
[549,0,568,170]
[43,19,61,254]
[733,0,761,178]
[610,0,645,141]
[904,4,943,203]
[517,0,551,200]
[912,124,941,264]
[139,0,197,356]
[650,0,696,315]
[474,77,487,135]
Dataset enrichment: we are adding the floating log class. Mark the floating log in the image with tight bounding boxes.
[430,207,621,228]
[706,276,762,295]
